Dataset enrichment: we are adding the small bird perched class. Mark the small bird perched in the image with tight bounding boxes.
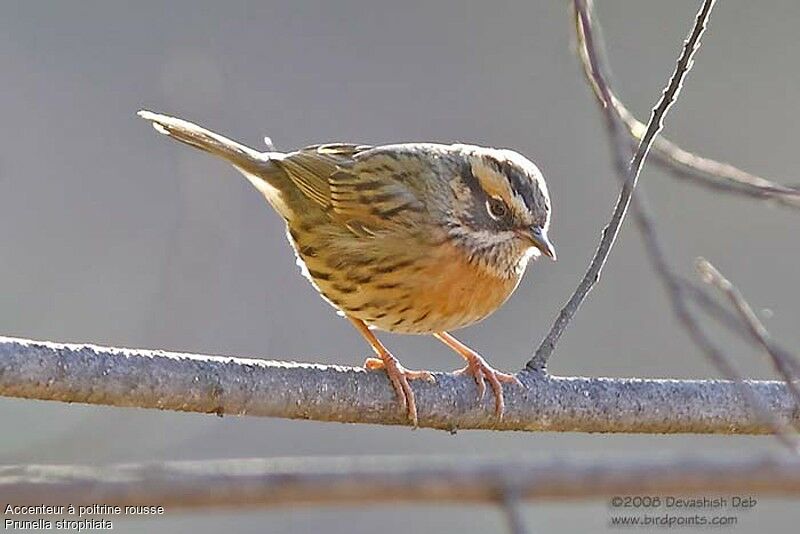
[138,110,555,426]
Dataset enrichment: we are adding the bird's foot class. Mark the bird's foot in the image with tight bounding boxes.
[365,354,435,427]
[454,352,522,418]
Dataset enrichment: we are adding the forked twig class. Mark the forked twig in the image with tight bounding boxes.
[575,3,800,208]
[568,0,800,453]
[621,105,800,207]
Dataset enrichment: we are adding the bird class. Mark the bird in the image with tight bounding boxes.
[138,110,555,426]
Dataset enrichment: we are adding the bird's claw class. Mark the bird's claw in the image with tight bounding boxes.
[365,355,435,426]
[454,355,521,418]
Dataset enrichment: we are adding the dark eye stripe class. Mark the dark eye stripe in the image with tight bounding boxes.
[489,158,540,214]
[459,162,515,231]
[459,161,486,201]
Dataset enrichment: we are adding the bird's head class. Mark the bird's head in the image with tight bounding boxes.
[445,146,555,277]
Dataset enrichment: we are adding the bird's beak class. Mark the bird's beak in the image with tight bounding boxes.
[523,226,557,261]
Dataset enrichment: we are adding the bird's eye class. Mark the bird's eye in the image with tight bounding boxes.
[486,197,509,220]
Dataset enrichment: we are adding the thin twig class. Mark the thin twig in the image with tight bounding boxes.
[696,258,800,406]
[575,3,800,208]
[4,455,800,509]
[622,105,800,207]
[1,335,798,434]
[570,0,800,453]
[524,0,629,372]
[685,278,800,403]
[630,191,800,451]
[525,0,713,371]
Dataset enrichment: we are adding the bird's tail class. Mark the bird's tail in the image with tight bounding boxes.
[137,110,280,178]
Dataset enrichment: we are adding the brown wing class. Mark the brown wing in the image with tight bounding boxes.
[277,144,424,235]
[276,144,370,209]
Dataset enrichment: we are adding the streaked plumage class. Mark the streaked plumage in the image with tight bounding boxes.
[138,110,555,426]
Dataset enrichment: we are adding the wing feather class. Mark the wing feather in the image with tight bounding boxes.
[277,144,424,236]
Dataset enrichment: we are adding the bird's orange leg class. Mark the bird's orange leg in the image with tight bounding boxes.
[434,332,522,418]
[349,317,434,426]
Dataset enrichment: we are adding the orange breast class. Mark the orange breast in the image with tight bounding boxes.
[359,240,522,334]
[288,221,523,335]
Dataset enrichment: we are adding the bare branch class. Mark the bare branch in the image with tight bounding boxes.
[1,336,798,433]
[570,0,799,453]
[575,3,800,208]
[640,218,800,451]
[629,191,800,450]
[526,0,713,371]
[696,258,800,406]
[4,455,800,509]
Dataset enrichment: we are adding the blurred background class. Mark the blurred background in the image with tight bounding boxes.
[1,0,798,531]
